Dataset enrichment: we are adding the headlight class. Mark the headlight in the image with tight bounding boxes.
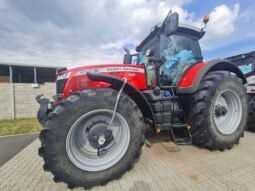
[57,72,71,80]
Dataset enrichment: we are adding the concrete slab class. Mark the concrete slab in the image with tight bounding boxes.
[0,133,38,166]
[0,132,255,191]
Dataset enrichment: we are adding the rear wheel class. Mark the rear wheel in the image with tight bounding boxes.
[247,94,255,131]
[39,88,145,189]
[189,71,248,150]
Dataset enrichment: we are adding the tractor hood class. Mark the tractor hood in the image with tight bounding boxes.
[56,64,147,98]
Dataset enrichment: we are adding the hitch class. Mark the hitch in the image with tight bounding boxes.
[36,94,44,104]
[36,94,51,126]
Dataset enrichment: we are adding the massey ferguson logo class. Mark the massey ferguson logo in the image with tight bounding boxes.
[76,67,144,76]
[106,67,141,72]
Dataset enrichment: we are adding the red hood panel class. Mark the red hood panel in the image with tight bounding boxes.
[61,64,147,98]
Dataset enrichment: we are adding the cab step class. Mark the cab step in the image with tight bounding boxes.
[169,89,192,145]
[169,124,192,145]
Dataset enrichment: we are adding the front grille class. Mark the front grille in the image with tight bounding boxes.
[56,79,67,94]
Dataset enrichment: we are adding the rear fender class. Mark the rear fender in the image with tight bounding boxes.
[177,59,247,94]
[87,72,156,130]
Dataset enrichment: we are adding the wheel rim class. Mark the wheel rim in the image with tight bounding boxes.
[214,89,242,135]
[66,109,130,172]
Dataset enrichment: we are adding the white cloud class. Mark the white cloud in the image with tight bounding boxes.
[200,4,240,49]
[0,0,241,66]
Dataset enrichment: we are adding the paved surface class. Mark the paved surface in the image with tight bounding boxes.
[0,133,38,166]
[1,132,255,191]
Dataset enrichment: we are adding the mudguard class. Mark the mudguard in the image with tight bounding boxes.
[87,72,156,129]
[177,59,247,94]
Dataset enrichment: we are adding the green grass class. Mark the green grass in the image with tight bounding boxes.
[0,118,41,136]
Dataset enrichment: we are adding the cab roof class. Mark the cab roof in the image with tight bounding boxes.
[226,51,255,62]
[136,23,205,52]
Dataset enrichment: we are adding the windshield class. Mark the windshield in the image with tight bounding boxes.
[232,59,254,75]
[159,34,202,86]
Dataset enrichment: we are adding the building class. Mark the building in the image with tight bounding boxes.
[0,62,60,84]
[0,62,62,119]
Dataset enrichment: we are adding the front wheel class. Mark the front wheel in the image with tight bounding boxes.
[38,88,145,189]
[189,71,248,150]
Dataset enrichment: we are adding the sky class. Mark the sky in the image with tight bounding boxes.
[0,0,255,67]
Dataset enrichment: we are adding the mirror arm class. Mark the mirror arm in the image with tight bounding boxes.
[158,10,172,34]
[201,23,207,32]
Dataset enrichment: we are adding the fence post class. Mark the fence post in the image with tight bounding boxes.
[10,83,16,119]
[9,65,15,119]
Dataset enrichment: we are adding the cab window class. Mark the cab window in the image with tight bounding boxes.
[233,58,254,75]
[159,34,202,86]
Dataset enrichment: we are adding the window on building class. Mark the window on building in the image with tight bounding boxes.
[36,67,56,83]
[1,64,58,83]
[0,65,10,83]
[12,66,34,83]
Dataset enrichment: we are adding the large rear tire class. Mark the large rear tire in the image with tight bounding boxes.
[38,88,145,189]
[189,71,248,150]
[247,94,255,131]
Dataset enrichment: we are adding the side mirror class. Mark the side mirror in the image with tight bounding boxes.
[165,12,179,36]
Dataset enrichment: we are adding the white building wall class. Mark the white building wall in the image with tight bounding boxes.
[0,83,56,119]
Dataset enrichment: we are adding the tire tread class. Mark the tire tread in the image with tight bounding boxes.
[38,88,145,189]
[189,71,247,150]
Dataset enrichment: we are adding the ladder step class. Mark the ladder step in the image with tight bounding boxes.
[172,123,188,128]
[171,96,179,100]
[169,124,192,145]
[172,109,183,114]
[174,138,192,145]
[168,88,191,145]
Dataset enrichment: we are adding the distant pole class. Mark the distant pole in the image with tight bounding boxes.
[34,67,37,83]
[9,65,15,119]
[9,65,13,83]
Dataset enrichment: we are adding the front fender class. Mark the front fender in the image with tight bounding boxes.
[177,59,247,94]
[87,72,156,130]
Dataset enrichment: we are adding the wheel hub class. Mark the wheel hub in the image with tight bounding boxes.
[66,109,131,171]
[215,104,228,117]
[213,89,242,135]
[87,123,113,149]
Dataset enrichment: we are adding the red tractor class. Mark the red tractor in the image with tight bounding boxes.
[37,11,248,189]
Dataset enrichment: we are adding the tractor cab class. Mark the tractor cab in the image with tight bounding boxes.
[124,11,207,87]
